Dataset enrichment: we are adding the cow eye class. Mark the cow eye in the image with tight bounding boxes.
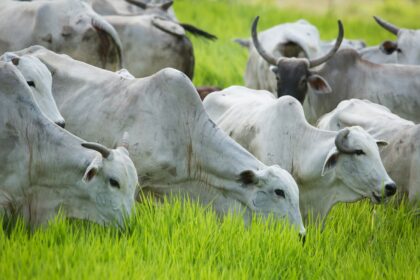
[27,81,35,88]
[299,78,307,87]
[355,149,365,156]
[274,189,285,198]
[109,178,120,189]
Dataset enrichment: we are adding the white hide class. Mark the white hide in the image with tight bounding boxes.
[105,14,194,78]
[0,0,123,70]
[302,49,420,124]
[0,61,138,227]
[204,86,395,221]
[318,99,420,204]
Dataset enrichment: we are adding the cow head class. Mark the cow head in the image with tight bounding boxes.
[238,166,305,235]
[251,16,344,103]
[35,0,123,70]
[321,127,396,203]
[2,52,65,128]
[77,134,138,225]
[374,16,420,64]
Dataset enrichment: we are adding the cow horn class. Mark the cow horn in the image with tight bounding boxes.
[125,0,148,9]
[91,15,124,69]
[82,142,111,159]
[159,0,173,10]
[251,16,278,66]
[309,20,344,68]
[334,128,354,154]
[373,16,400,36]
[119,132,130,149]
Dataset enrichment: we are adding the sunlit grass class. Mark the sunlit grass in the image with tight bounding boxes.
[1,0,420,279]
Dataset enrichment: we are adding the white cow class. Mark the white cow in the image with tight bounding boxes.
[0,61,138,227]
[10,46,305,233]
[1,52,65,128]
[317,99,420,204]
[359,16,420,65]
[105,14,195,78]
[203,86,396,222]
[0,0,123,70]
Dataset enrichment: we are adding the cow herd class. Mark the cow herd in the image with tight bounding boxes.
[0,0,418,237]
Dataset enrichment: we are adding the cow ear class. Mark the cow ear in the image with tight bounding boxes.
[239,170,258,185]
[380,40,398,55]
[82,158,102,183]
[321,147,339,176]
[308,74,332,95]
[376,140,388,148]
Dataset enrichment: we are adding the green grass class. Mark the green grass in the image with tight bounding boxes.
[1,1,420,279]
[1,197,419,279]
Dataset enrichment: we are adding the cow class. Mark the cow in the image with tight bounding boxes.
[105,13,195,78]
[0,0,123,70]
[203,87,396,222]
[9,46,306,234]
[236,17,363,96]
[104,0,216,78]
[1,52,65,128]
[251,17,420,124]
[0,61,138,227]
[317,99,420,204]
[249,16,344,104]
[359,16,420,65]
[302,48,420,124]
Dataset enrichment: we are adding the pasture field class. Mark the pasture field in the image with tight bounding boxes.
[1,0,420,279]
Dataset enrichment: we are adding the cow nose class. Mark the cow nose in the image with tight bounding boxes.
[298,232,306,245]
[56,121,66,129]
[385,183,397,197]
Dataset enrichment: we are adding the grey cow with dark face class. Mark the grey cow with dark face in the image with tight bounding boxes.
[251,16,344,103]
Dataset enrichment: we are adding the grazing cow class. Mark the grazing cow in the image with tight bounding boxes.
[249,16,344,103]
[203,87,396,222]
[0,0,123,70]
[0,61,138,227]
[317,99,420,204]
[359,16,420,65]
[10,46,305,233]
[1,53,65,128]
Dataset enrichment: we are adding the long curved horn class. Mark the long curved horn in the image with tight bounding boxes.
[309,20,344,68]
[82,142,111,159]
[125,0,148,9]
[373,16,400,36]
[334,128,354,154]
[251,16,278,65]
[91,15,124,69]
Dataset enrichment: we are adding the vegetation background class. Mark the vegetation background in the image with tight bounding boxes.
[1,0,419,279]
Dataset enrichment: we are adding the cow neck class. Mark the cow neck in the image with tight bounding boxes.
[184,111,264,199]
